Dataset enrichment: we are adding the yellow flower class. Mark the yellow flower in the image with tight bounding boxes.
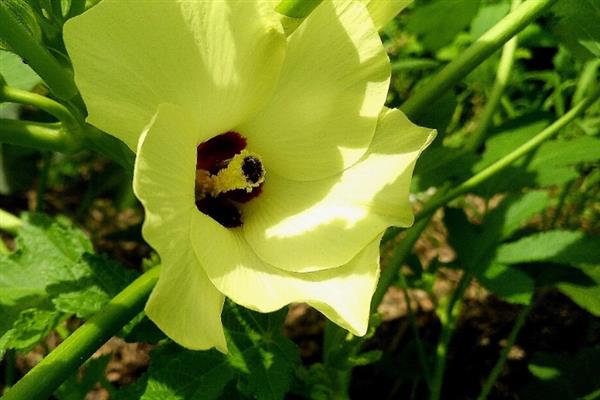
[64,0,435,352]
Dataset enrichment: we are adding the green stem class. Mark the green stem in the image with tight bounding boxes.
[0,209,21,234]
[372,216,431,310]
[429,272,472,400]
[2,267,161,400]
[416,87,600,220]
[0,3,77,100]
[0,86,80,133]
[398,269,433,389]
[400,0,556,120]
[0,119,77,153]
[468,0,521,151]
[476,303,532,400]
[572,59,600,106]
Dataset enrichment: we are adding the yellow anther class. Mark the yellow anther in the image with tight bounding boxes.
[212,150,265,195]
[195,150,265,200]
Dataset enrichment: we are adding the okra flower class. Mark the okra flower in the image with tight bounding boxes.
[64,0,435,351]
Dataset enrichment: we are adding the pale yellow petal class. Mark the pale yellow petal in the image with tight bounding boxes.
[191,212,382,336]
[240,0,390,181]
[64,0,286,150]
[242,108,436,272]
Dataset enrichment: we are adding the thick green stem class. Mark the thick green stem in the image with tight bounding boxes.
[416,87,600,220]
[2,267,161,400]
[0,209,21,234]
[468,0,521,151]
[372,216,431,310]
[0,119,77,153]
[476,303,532,400]
[429,273,472,400]
[0,86,80,133]
[400,0,556,120]
[0,4,77,100]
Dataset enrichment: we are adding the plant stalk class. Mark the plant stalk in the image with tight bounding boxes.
[0,119,76,153]
[400,0,556,120]
[0,3,77,100]
[415,87,600,221]
[468,0,521,151]
[0,86,80,133]
[2,267,161,400]
[476,303,532,400]
[373,216,431,310]
[429,272,472,400]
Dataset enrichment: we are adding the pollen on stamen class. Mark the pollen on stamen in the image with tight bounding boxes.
[195,132,265,229]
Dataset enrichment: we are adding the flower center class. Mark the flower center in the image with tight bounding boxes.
[195,132,265,228]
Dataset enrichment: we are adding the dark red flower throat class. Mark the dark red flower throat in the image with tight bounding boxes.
[195,132,264,228]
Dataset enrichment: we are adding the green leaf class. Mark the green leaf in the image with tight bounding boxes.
[0,213,136,357]
[469,1,510,39]
[116,343,234,400]
[556,264,600,317]
[47,253,138,318]
[477,263,534,305]
[551,0,600,60]
[223,305,300,400]
[445,192,548,304]
[521,346,600,400]
[117,305,300,400]
[475,114,600,194]
[486,191,550,239]
[0,49,42,119]
[496,231,600,265]
[407,0,481,51]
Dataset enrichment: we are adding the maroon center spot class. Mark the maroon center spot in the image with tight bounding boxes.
[196,131,247,174]
[195,132,263,228]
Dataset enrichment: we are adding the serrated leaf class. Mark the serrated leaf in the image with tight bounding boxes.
[496,231,600,265]
[407,0,481,51]
[224,306,300,400]
[47,253,138,318]
[115,343,234,400]
[0,213,136,356]
[116,305,300,400]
